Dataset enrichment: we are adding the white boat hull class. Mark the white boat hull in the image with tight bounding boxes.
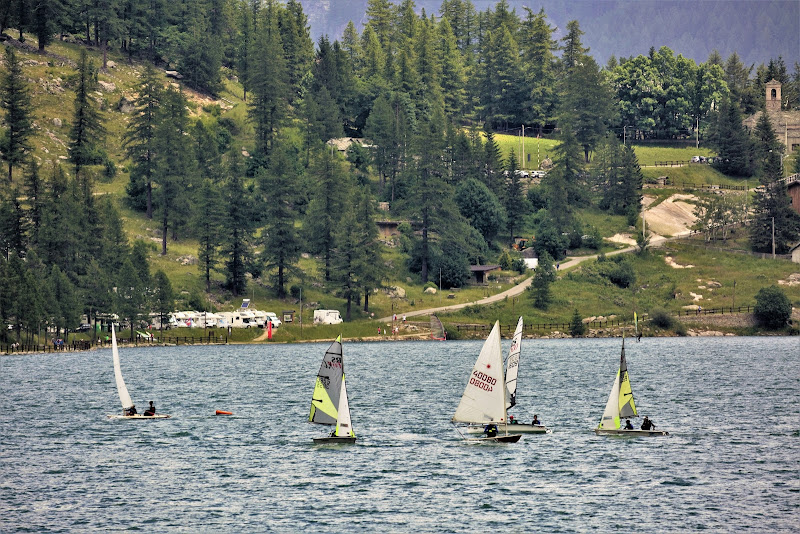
[594,428,669,437]
[467,423,549,434]
[107,414,171,420]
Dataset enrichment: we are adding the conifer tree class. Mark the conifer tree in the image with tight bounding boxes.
[195,182,226,292]
[710,97,754,177]
[68,49,106,178]
[222,153,254,296]
[151,270,175,331]
[1,47,34,182]
[258,142,302,297]
[124,63,161,218]
[304,148,350,281]
[503,148,525,242]
[530,251,556,309]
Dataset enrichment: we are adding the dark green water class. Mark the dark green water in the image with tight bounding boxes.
[2,336,798,531]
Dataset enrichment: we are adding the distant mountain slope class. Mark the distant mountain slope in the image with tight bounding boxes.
[304,0,799,68]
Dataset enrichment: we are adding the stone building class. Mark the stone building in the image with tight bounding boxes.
[744,80,800,154]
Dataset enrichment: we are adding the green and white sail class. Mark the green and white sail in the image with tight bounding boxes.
[505,316,523,409]
[598,337,638,430]
[309,335,355,437]
[452,321,507,424]
[111,324,133,411]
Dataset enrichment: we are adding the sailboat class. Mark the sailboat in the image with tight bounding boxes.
[107,324,170,419]
[309,335,357,444]
[467,317,548,434]
[452,321,522,443]
[594,336,668,436]
[430,315,446,340]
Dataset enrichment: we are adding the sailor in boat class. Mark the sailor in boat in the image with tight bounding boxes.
[509,415,518,425]
[624,418,634,430]
[125,405,137,416]
[484,424,498,438]
[532,414,541,426]
[641,416,655,430]
[143,401,156,416]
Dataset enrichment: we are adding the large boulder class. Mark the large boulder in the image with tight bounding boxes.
[424,287,437,294]
[98,80,116,92]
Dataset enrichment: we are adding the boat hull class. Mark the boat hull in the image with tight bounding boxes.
[107,414,171,419]
[466,434,522,443]
[594,428,669,437]
[313,436,357,444]
[467,423,548,434]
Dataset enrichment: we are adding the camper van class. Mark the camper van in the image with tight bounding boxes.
[217,311,258,328]
[313,309,343,325]
[264,312,282,328]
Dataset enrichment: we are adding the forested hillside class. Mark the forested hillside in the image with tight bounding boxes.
[1,0,798,343]
[302,0,800,69]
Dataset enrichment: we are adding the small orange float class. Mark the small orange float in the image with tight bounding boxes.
[215,410,233,415]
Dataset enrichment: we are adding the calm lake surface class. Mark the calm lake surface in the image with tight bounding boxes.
[1,336,798,532]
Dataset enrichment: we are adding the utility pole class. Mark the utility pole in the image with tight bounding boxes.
[696,118,699,149]
[299,287,302,338]
[521,125,525,169]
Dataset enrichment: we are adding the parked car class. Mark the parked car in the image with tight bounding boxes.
[265,312,282,328]
[76,323,92,332]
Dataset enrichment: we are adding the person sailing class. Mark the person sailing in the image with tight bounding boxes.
[125,405,137,416]
[641,416,655,430]
[484,424,498,438]
[624,418,634,430]
[532,414,541,426]
[143,401,156,416]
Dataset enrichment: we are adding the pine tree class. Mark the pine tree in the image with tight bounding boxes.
[710,97,754,177]
[151,270,175,332]
[503,148,525,242]
[124,63,161,217]
[258,142,302,297]
[303,148,350,281]
[1,47,34,182]
[529,251,556,309]
[222,153,254,296]
[248,11,288,159]
[749,112,800,253]
[153,87,195,255]
[68,49,106,178]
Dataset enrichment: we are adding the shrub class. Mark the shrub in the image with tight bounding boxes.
[569,309,586,337]
[754,285,792,329]
[290,285,301,299]
[649,307,674,329]
[511,258,527,273]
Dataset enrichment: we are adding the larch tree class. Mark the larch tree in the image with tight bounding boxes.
[124,63,161,218]
[1,47,34,183]
[68,49,106,179]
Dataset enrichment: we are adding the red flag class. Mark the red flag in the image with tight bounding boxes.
[267,320,273,340]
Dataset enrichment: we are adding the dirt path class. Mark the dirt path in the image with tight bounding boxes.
[376,238,670,323]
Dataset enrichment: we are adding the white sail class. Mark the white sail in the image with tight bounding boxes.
[505,316,523,409]
[335,375,355,437]
[111,324,133,410]
[452,321,507,424]
[598,370,622,429]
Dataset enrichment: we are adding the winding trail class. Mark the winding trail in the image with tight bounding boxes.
[377,237,666,323]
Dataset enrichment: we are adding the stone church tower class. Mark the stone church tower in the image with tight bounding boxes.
[765,79,782,112]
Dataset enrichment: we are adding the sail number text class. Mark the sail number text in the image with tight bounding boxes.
[324,357,343,369]
[470,370,496,391]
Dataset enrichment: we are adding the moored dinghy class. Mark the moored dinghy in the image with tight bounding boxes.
[452,321,522,443]
[594,336,668,437]
[309,335,357,444]
[107,324,170,420]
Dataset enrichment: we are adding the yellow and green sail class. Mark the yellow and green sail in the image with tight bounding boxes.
[308,335,343,426]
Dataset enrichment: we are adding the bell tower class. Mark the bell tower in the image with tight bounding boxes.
[765,79,781,111]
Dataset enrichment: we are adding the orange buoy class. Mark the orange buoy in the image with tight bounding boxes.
[215,410,233,415]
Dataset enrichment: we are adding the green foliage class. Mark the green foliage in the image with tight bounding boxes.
[455,177,506,241]
[530,251,556,309]
[649,307,674,329]
[569,308,586,337]
[753,285,792,329]
[1,47,34,182]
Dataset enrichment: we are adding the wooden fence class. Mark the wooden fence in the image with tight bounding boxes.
[454,305,755,334]
[2,332,227,354]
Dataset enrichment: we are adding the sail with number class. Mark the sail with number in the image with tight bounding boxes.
[111,324,133,411]
[309,335,355,438]
[505,316,523,409]
[452,321,507,424]
[597,337,638,430]
[430,315,446,340]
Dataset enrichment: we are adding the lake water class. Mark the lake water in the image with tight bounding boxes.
[1,336,798,532]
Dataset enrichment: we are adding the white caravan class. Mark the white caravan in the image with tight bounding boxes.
[314,309,343,325]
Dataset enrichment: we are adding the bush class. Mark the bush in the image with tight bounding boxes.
[649,307,674,329]
[754,285,792,329]
[569,309,586,337]
[511,258,527,273]
[290,285,301,299]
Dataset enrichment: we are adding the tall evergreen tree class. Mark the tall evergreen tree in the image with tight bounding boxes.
[303,148,351,281]
[124,63,161,217]
[258,142,302,297]
[222,153,254,296]
[151,269,175,332]
[194,179,225,292]
[710,97,754,177]
[749,112,800,253]
[503,148,525,241]
[1,47,34,182]
[68,49,106,178]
